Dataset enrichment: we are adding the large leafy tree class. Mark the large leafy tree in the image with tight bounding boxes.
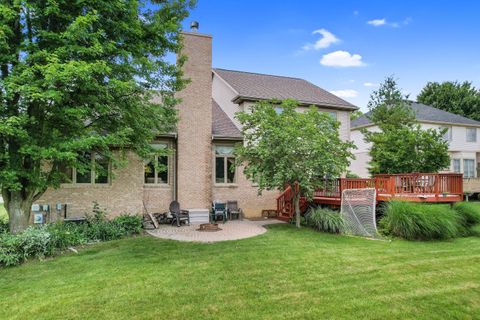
[363,77,450,175]
[235,100,354,228]
[0,0,194,233]
[417,81,480,121]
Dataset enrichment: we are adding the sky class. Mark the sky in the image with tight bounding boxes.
[181,0,480,112]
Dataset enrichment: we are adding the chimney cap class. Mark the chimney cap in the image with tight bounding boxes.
[190,21,199,31]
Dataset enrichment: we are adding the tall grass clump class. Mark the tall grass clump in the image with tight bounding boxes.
[305,207,345,234]
[379,201,461,240]
[453,202,480,228]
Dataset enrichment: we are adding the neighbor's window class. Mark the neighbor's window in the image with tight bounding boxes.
[327,111,337,120]
[144,143,169,184]
[274,107,283,114]
[463,159,475,178]
[452,159,461,173]
[215,145,236,184]
[440,126,452,141]
[61,152,109,184]
[466,128,477,142]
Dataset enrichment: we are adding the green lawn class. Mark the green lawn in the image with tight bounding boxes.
[1,224,479,319]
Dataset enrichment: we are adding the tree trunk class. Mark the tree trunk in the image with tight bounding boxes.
[7,191,32,234]
[294,192,301,228]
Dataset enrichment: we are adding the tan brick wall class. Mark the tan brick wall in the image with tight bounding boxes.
[212,164,279,218]
[37,150,175,219]
[176,32,213,210]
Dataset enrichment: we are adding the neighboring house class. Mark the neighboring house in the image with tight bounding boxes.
[350,102,480,178]
[37,27,356,221]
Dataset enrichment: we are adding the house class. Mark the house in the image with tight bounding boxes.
[36,26,356,221]
[349,102,480,178]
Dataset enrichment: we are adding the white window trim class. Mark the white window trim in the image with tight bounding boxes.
[440,126,452,141]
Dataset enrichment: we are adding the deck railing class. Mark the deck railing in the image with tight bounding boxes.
[276,173,463,217]
[375,173,463,197]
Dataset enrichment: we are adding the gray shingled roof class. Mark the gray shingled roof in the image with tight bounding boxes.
[212,100,242,139]
[351,102,480,128]
[213,68,357,110]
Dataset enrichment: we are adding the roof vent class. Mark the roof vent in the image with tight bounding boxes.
[190,21,199,32]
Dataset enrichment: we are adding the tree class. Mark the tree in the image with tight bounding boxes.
[0,1,194,233]
[417,81,480,121]
[350,110,363,121]
[363,77,450,175]
[235,100,354,228]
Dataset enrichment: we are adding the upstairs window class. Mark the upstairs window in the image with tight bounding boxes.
[466,128,477,142]
[215,145,236,184]
[144,143,169,184]
[440,126,452,141]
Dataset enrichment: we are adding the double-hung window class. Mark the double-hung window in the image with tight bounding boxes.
[440,126,452,141]
[452,159,461,173]
[466,128,477,142]
[215,145,236,184]
[463,159,475,178]
[144,143,169,184]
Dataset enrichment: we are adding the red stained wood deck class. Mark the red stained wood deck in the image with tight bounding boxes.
[276,173,464,220]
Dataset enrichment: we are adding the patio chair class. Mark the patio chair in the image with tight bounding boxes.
[226,200,243,220]
[211,201,228,223]
[168,201,190,227]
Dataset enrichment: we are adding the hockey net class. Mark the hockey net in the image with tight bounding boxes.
[340,188,379,238]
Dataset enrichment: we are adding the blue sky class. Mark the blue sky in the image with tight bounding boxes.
[181,0,480,111]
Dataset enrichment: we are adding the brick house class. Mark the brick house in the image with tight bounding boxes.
[37,28,356,220]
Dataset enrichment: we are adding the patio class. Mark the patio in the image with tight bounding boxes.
[147,219,285,243]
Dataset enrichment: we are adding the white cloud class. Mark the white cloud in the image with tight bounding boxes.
[320,50,365,67]
[330,89,359,98]
[363,82,379,87]
[302,29,339,51]
[367,18,386,26]
[367,17,412,28]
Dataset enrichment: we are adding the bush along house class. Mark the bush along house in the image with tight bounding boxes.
[34,24,357,223]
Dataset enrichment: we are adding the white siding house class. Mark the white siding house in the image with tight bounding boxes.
[349,102,480,178]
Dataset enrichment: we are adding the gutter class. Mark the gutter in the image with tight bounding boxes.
[231,95,358,111]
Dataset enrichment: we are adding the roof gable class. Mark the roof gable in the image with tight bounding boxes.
[213,68,357,110]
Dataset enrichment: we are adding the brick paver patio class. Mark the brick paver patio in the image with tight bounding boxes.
[146,219,285,243]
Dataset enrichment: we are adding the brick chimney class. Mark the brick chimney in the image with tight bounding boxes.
[175,27,213,210]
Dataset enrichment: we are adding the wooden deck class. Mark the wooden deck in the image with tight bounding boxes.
[276,173,464,220]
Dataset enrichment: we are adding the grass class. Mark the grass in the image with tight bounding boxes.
[0,224,479,319]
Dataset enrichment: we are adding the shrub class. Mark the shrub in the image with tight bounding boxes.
[113,214,143,236]
[453,202,480,228]
[0,213,143,267]
[379,201,461,240]
[305,207,345,234]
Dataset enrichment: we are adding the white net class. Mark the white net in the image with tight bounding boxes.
[340,188,379,238]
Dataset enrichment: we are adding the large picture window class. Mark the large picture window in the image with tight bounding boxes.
[215,145,236,184]
[60,152,109,184]
[144,143,169,184]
